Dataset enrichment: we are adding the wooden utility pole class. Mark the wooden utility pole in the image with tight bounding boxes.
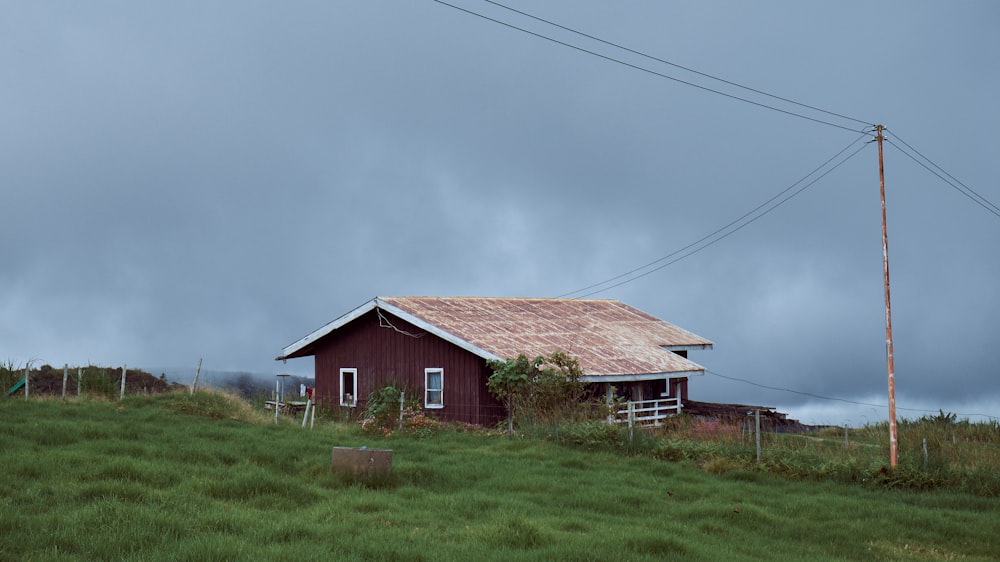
[876,124,899,468]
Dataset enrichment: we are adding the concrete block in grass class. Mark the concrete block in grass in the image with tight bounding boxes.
[331,446,393,481]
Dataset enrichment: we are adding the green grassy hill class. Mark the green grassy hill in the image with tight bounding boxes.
[2,392,997,561]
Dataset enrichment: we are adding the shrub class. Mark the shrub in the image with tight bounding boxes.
[402,413,443,438]
[487,351,604,437]
[360,384,432,437]
[559,420,625,449]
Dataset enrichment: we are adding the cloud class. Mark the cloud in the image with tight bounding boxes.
[1,1,997,421]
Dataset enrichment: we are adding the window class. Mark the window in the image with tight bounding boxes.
[424,368,443,408]
[340,368,357,407]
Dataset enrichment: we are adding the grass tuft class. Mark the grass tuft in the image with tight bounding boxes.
[161,388,271,423]
[482,517,546,549]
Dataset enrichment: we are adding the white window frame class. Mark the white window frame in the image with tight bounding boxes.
[340,368,357,407]
[424,368,444,409]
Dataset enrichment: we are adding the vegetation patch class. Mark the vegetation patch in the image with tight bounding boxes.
[2,391,998,561]
[1,361,183,399]
[162,389,271,423]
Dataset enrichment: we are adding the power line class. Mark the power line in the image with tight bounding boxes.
[430,0,870,134]
[888,138,1000,218]
[884,129,1000,219]
[558,133,871,298]
[705,369,999,421]
[707,369,887,408]
[435,2,997,222]
[427,3,998,422]
[482,0,874,128]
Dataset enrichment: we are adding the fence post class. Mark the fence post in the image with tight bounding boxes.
[119,365,127,400]
[191,358,203,395]
[274,379,281,425]
[301,398,312,428]
[755,409,761,463]
[24,366,29,399]
[62,364,68,401]
[77,367,83,396]
[922,437,928,469]
[844,424,849,450]
[627,401,635,446]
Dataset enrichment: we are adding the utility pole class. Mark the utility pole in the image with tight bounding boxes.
[876,124,898,468]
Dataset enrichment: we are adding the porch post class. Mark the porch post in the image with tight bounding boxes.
[605,384,614,423]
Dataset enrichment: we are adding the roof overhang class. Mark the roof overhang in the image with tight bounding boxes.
[579,369,705,383]
[662,344,714,351]
[276,297,504,362]
[276,298,379,360]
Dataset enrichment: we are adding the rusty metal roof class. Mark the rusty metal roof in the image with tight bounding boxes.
[280,296,712,379]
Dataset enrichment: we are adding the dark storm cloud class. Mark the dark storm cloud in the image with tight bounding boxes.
[2,1,997,423]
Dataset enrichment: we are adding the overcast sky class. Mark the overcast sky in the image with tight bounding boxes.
[3,1,997,425]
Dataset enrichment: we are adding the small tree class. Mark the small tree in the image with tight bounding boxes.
[524,350,588,422]
[487,350,591,437]
[486,354,541,439]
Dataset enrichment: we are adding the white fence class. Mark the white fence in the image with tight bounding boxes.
[612,397,682,427]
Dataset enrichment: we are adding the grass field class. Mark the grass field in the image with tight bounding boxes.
[2,391,997,561]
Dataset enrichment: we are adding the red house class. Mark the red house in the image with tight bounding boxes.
[276,296,712,425]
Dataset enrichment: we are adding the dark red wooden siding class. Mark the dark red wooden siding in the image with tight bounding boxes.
[313,310,504,425]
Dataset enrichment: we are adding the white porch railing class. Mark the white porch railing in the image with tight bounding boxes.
[612,397,682,427]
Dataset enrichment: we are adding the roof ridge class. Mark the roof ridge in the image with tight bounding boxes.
[381,295,616,302]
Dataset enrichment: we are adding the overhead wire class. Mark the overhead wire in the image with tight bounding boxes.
[481,0,874,128]
[884,128,1000,219]
[377,309,426,338]
[558,132,872,298]
[707,369,896,408]
[431,1,994,272]
[430,0,870,134]
[442,2,995,218]
[424,2,998,420]
[706,369,999,421]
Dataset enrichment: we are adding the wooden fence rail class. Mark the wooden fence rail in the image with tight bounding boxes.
[612,397,682,427]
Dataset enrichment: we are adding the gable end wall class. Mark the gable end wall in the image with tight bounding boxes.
[313,310,503,425]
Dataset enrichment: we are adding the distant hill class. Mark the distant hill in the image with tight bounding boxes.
[4,364,185,397]
[153,367,315,400]
[1,364,315,401]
